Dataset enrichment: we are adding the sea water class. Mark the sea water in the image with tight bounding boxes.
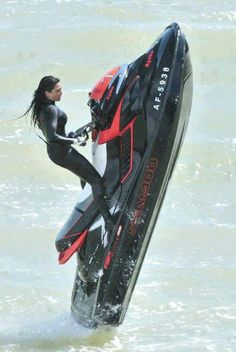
[0,1,235,351]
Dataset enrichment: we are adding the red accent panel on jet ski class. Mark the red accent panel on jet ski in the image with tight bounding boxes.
[98,99,123,143]
[104,225,123,270]
[104,251,112,270]
[58,230,88,264]
[120,118,136,183]
[89,66,120,100]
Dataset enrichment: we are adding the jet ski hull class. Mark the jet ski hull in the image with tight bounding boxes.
[56,22,193,328]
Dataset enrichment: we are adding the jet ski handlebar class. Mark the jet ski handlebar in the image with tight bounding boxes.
[69,121,98,141]
[75,121,97,135]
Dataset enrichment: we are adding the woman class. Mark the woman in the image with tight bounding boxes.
[23,75,114,231]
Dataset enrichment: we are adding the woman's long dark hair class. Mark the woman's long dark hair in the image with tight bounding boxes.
[22,75,60,128]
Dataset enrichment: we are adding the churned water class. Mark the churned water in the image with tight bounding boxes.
[0,1,235,351]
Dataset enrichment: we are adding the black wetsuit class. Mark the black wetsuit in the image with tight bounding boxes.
[38,100,114,230]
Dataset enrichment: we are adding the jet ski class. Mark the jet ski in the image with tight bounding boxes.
[55,22,193,328]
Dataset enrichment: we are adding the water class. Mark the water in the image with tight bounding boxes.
[0,1,236,351]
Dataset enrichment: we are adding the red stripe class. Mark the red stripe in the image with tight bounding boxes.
[98,99,122,144]
[120,117,136,183]
[104,251,112,270]
[58,230,88,264]
[98,76,139,144]
[104,225,123,270]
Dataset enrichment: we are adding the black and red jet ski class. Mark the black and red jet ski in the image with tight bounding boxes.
[55,22,193,328]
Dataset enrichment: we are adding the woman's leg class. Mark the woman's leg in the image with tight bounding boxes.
[65,147,115,231]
